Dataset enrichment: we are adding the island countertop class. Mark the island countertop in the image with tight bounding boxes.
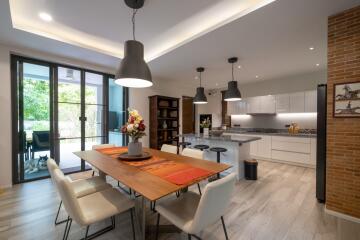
[179,133,261,144]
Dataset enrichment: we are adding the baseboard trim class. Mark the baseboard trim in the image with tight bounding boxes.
[325,206,360,224]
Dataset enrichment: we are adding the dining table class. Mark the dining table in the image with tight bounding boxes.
[74,146,231,240]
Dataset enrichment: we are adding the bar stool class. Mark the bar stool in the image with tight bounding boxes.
[210,147,227,179]
[178,141,191,154]
[194,144,209,151]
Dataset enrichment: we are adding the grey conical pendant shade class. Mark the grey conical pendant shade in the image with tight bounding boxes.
[224,81,242,101]
[115,40,153,88]
[193,87,207,104]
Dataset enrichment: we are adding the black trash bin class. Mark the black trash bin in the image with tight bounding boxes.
[244,159,258,180]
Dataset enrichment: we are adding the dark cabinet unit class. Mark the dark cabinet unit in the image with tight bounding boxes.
[149,95,179,149]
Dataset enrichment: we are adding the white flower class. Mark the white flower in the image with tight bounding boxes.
[127,124,134,132]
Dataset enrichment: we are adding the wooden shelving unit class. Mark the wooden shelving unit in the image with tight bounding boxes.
[149,95,180,149]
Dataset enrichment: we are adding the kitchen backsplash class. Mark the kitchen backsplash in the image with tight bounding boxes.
[231,113,317,129]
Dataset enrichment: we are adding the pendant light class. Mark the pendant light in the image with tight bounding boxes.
[193,67,207,104]
[224,57,242,101]
[115,0,153,88]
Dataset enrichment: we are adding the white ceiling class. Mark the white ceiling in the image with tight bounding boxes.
[1,0,359,90]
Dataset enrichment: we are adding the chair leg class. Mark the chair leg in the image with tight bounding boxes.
[84,226,90,240]
[197,183,202,195]
[92,171,95,177]
[188,234,192,240]
[130,209,136,240]
[63,217,72,240]
[155,213,160,240]
[55,201,64,225]
[221,216,229,240]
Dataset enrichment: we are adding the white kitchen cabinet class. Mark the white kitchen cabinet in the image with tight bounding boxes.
[256,135,272,159]
[305,90,317,112]
[275,94,290,113]
[271,150,310,163]
[260,95,276,113]
[227,101,237,115]
[289,92,305,113]
[250,140,258,156]
[310,138,317,165]
[227,100,247,115]
[247,97,261,113]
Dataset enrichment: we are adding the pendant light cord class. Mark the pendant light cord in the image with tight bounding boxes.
[199,72,202,87]
[232,62,235,81]
[132,8,138,40]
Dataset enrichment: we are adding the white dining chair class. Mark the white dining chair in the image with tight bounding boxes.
[47,158,111,226]
[52,168,136,240]
[181,148,205,195]
[155,173,236,240]
[161,144,178,154]
[181,148,204,160]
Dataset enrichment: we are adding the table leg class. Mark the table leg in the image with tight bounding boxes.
[135,195,146,240]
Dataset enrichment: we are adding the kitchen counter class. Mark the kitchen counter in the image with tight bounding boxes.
[179,133,261,144]
[224,129,316,138]
[180,133,261,180]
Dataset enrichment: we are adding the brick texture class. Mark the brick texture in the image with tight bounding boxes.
[327,5,360,218]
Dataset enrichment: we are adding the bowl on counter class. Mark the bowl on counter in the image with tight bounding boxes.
[210,130,224,136]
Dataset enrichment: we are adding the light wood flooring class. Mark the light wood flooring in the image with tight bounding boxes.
[0,161,359,240]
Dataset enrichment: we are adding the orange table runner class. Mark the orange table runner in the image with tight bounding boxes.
[95,147,215,185]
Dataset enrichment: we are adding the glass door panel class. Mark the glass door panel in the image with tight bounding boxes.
[21,62,51,181]
[85,72,105,139]
[56,67,82,172]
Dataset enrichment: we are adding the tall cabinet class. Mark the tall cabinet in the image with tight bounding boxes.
[149,95,179,149]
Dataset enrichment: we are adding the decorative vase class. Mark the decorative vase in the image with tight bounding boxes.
[203,128,209,136]
[128,138,142,156]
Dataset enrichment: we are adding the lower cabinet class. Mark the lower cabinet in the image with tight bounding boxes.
[226,133,316,167]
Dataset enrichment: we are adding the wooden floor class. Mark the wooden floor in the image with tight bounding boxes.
[0,161,359,240]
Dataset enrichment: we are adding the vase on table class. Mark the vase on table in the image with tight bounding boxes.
[203,128,209,136]
[128,138,142,156]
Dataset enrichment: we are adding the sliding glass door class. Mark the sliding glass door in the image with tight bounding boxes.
[11,58,53,182]
[11,55,128,184]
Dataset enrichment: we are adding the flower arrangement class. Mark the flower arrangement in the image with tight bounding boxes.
[200,117,211,128]
[121,109,146,141]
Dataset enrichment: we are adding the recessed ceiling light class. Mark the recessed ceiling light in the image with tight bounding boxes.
[39,12,53,22]
[316,63,320,67]
[255,75,259,78]
[194,76,199,80]
[237,65,242,69]
[309,47,315,51]
[216,83,219,86]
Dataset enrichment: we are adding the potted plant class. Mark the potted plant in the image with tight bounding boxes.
[200,117,211,136]
[121,109,146,156]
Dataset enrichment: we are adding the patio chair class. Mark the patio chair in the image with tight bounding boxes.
[31,131,50,159]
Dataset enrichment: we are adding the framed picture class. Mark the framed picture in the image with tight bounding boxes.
[333,81,360,117]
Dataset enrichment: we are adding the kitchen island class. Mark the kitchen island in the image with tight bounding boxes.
[179,133,261,180]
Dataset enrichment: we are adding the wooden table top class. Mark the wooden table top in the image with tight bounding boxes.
[74,147,231,201]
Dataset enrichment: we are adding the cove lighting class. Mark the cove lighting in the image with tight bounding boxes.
[276,112,317,118]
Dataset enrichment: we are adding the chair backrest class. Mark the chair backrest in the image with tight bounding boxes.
[47,158,60,180]
[52,168,85,225]
[92,144,115,150]
[190,173,236,233]
[160,144,177,154]
[181,148,204,159]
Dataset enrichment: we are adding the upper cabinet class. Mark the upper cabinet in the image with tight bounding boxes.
[305,90,317,112]
[275,94,290,113]
[289,92,305,112]
[228,90,316,115]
